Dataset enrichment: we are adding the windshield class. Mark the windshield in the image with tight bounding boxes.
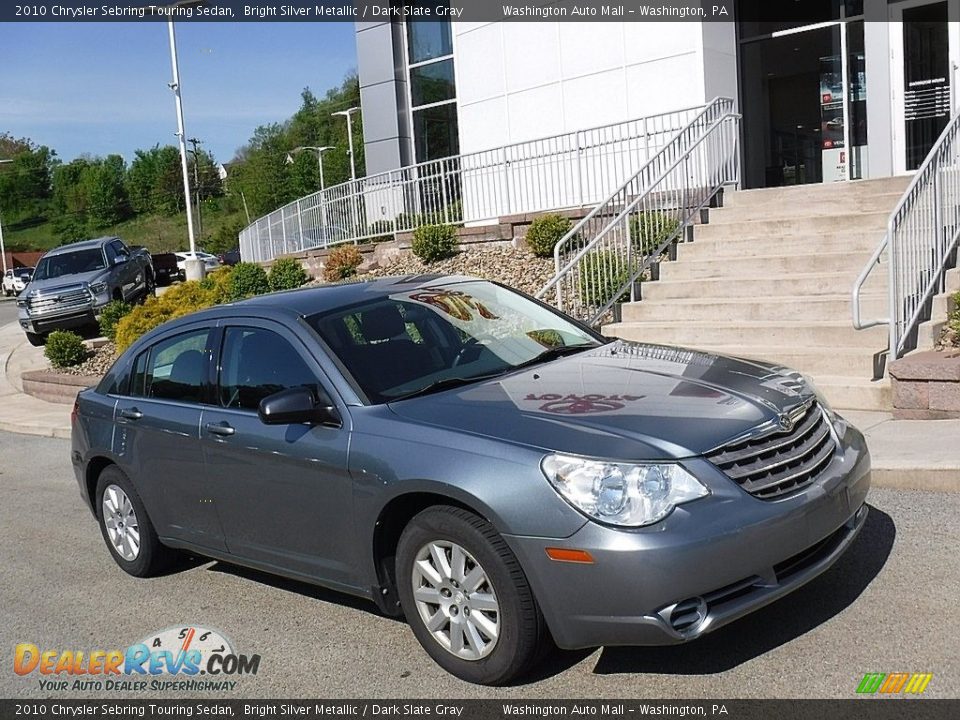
[34,249,105,280]
[308,281,602,404]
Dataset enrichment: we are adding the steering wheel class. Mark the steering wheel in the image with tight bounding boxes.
[452,337,483,367]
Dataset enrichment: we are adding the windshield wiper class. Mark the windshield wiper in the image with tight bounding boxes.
[388,372,504,402]
[510,343,597,372]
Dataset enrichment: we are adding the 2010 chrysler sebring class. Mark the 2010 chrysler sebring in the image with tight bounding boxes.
[72,276,870,685]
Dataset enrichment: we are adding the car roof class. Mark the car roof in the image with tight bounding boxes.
[44,237,117,256]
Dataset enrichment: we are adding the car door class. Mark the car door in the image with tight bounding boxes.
[199,320,357,587]
[108,239,140,300]
[112,324,227,551]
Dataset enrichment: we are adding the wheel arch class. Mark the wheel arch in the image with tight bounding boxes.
[85,456,117,518]
[370,491,492,616]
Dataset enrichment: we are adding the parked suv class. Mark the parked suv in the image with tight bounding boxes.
[18,237,153,345]
[3,267,33,296]
[72,276,870,685]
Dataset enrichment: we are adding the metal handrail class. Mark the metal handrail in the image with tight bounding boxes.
[535,98,740,324]
[238,103,711,263]
[852,111,960,360]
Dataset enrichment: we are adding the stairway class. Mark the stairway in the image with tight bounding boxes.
[603,177,912,411]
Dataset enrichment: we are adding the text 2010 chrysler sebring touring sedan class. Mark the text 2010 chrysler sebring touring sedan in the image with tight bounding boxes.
[72,276,870,685]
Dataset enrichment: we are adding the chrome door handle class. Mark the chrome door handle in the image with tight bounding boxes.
[119,408,143,421]
[205,422,235,437]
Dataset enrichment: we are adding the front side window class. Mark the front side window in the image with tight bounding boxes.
[145,329,211,403]
[309,281,601,404]
[218,327,320,411]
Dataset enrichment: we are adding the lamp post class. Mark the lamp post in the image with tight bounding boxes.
[285,146,334,190]
[164,0,205,280]
[0,158,13,274]
[331,107,360,181]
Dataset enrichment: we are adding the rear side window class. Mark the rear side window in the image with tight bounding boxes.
[145,330,211,403]
[218,327,318,411]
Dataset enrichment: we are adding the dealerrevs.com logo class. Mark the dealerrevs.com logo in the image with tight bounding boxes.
[14,626,260,693]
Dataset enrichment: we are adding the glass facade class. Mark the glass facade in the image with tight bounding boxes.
[406,3,460,163]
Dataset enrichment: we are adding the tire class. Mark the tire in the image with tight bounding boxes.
[25,332,45,347]
[95,465,175,577]
[396,506,548,685]
[142,271,155,301]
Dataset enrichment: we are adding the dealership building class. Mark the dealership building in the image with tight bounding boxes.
[355,0,958,188]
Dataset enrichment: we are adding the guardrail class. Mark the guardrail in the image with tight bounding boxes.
[852,112,960,361]
[535,98,740,324]
[238,104,710,263]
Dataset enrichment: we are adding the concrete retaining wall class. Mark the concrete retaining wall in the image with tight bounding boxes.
[21,370,99,405]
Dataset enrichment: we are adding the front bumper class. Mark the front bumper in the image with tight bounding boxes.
[503,423,872,650]
[20,307,98,335]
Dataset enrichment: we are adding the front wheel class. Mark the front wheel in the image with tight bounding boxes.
[25,332,45,347]
[396,506,549,685]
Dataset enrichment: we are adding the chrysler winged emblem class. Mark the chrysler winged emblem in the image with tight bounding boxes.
[777,413,794,433]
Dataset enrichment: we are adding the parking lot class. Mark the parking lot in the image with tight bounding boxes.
[2,430,958,699]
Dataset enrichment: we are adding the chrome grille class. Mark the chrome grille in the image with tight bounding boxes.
[706,401,836,499]
[26,286,93,316]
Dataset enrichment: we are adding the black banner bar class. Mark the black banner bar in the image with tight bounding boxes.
[1,700,958,720]
[0,1,897,24]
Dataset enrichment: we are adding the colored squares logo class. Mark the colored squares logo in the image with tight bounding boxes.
[857,673,933,695]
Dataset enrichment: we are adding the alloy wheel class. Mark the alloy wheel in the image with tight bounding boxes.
[102,484,141,561]
[411,540,500,661]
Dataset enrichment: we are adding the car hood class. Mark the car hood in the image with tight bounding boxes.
[387,341,816,459]
[26,270,107,294]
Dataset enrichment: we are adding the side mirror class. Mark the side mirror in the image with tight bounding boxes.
[113,254,129,266]
[258,386,341,428]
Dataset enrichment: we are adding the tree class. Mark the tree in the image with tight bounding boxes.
[0,133,57,219]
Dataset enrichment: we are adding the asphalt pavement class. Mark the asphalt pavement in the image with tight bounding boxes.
[2,431,958,699]
[0,296,19,328]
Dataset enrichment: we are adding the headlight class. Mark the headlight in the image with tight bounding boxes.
[89,281,108,295]
[541,455,709,527]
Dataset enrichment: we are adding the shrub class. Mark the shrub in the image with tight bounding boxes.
[228,262,270,300]
[45,331,88,369]
[269,257,310,291]
[525,214,572,258]
[577,251,637,307]
[199,266,236,304]
[98,300,133,342]
[323,245,364,282]
[629,211,681,256]
[114,281,218,353]
[411,224,457,263]
[948,291,960,345]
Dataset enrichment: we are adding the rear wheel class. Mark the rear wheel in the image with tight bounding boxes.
[396,506,548,685]
[95,465,175,577]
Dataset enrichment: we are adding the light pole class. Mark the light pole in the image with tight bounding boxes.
[286,146,334,190]
[164,0,205,280]
[0,158,13,274]
[331,107,360,181]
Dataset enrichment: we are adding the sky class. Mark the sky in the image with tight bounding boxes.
[0,21,358,165]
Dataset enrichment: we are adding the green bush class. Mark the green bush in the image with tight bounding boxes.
[411,224,457,264]
[98,300,133,342]
[45,331,88,369]
[114,281,218,353]
[269,257,310,291]
[323,245,364,282]
[525,214,572,258]
[577,251,637,308]
[629,211,681,256]
[948,291,960,344]
[228,262,270,300]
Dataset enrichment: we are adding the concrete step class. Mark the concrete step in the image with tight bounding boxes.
[714,193,902,221]
[681,231,884,258]
[646,344,882,376]
[604,319,887,349]
[696,211,889,239]
[723,177,911,208]
[658,250,880,280]
[640,271,882,299]
[811,375,891,411]
[620,294,888,323]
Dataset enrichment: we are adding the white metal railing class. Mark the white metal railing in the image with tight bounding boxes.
[535,98,740,324]
[239,104,710,263]
[853,111,960,361]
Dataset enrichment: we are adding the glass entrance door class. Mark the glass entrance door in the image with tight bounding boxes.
[892,0,960,171]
